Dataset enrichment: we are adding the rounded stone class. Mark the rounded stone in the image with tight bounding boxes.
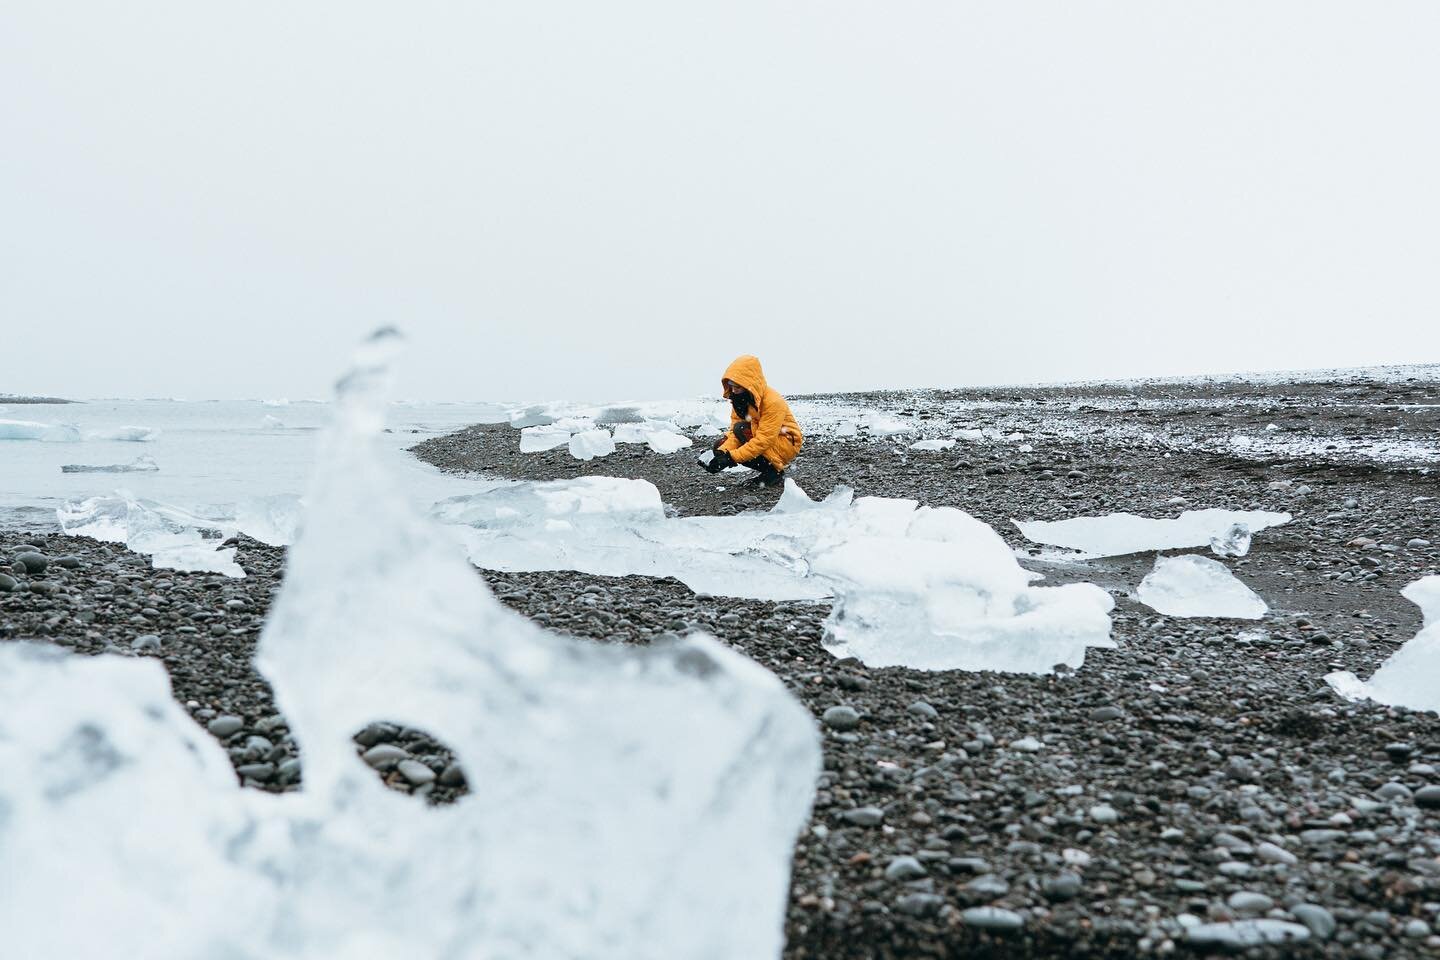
[1089,706,1124,722]
[884,856,926,881]
[0,573,16,592]
[962,906,1024,931]
[906,701,938,719]
[132,634,162,652]
[821,705,862,731]
[397,759,437,786]
[207,715,244,738]
[1413,785,1440,808]
[14,552,48,575]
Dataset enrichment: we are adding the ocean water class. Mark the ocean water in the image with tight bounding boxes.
[0,398,509,534]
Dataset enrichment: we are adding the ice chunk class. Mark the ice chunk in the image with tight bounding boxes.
[613,422,651,444]
[1015,509,1291,558]
[87,424,160,442]
[596,405,644,424]
[260,413,285,429]
[861,413,911,436]
[509,406,555,428]
[234,494,304,547]
[1208,522,1252,558]
[568,428,616,460]
[1136,555,1267,619]
[909,438,956,451]
[57,495,244,577]
[258,328,821,957]
[433,476,665,528]
[0,418,81,441]
[60,455,159,474]
[646,431,693,454]
[445,476,1114,673]
[1325,576,1440,711]
[518,424,572,452]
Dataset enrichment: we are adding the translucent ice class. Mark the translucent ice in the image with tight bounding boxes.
[87,424,160,442]
[1136,555,1267,619]
[1208,522,1252,558]
[510,406,556,428]
[1015,509,1291,558]
[0,418,81,441]
[646,431,693,454]
[861,412,912,436]
[446,477,1116,673]
[1325,576,1440,712]
[60,455,160,474]
[57,494,245,577]
[519,424,572,452]
[568,428,616,460]
[910,438,956,451]
[3,331,821,960]
[613,422,652,444]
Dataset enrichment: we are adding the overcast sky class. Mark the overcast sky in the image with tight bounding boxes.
[3,3,1438,402]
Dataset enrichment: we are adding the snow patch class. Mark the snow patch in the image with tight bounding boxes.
[1136,555,1267,620]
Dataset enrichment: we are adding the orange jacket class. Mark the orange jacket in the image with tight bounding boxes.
[717,355,804,471]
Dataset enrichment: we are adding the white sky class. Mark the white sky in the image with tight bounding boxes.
[3,3,1438,402]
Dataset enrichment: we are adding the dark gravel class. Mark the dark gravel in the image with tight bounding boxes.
[4,373,1440,957]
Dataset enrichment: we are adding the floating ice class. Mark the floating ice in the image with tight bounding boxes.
[0,418,81,441]
[3,331,821,960]
[446,477,1115,673]
[519,424,572,452]
[1015,509,1291,558]
[88,424,160,442]
[1326,577,1440,711]
[646,431,693,454]
[568,428,616,460]
[1136,555,1267,620]
[260,413,285,429]
[909,438,956,451]
[60,455,160,474]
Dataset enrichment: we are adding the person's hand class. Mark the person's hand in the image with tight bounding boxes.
[710,449,735,472]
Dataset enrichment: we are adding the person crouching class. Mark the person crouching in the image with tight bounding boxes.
[704,354,804,487]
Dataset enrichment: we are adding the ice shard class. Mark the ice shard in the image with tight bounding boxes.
[1015,508,1291,558]
[1326,576,1440,712]
[1136,554,1267,620]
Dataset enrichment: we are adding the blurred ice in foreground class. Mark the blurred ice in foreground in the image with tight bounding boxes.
[0,329,820,960]
[1326,576,1440,712]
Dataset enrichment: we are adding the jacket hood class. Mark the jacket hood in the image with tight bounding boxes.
[722,355,768,400]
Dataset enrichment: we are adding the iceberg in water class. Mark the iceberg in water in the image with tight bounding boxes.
[60,455,160,474]
[3,330,821,960]
[1326,577,1440,712]
[444,477,1116,673]
[87,424,160,442]
[0,418,81,441]
[1136,555,1267,620]
[1015,508,1291,558]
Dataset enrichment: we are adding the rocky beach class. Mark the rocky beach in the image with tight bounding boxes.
[3,372,1439,957]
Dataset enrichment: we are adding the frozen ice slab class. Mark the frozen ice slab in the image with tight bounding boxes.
[861,412,912,436]
[2,330,821,960]
[57,494,244,577]
[614,422,651,444]
[88,424,160,442]
[519,423,572,452]
[509,406,555,428]
[0,418,81,441]
[1136,555,1267,619]
[646,431,693,454]
[910,438,956,451]
[60,455,159,474]
[1015,508,1291,558]
[1326,577,1440,712]
[446,477,1115,673]
[568,428,616,460]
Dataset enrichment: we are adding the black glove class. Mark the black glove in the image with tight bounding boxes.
[709,449,734,473]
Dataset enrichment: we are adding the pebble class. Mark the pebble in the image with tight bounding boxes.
[884,856,926,881]
[236,762,275,782]
[1089,804,1119,824]
[1408,538,1431,549]
[0,573,16,592]
[361,744,410,768]
[906,701,938,719]
[963,874,1009,900]
[207,715,244,738]
[1089,706,1123,722]
[54,556,81,569]
[1404,919,1432,939]
[14,552,48,574]
[1290,903,1336,940]
[132,634,161,652]
[1374,781,1412,802]
[439,763,467,788]
[961,906,1025,931]
[1414,785,1440,809]
[1042,872,1083,901]
[841,806,884,826]
[396,759,437,786]
[895,893,944,917]
[1227,891,1274,914]
[1008,736,1042,752]
[822,705,862,731]
[1185,920,1310,948]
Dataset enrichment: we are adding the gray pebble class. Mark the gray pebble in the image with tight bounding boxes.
[1186,920,1310,948]
[906,701,938,719]
[1227,891,1274,914]
[0,573,16,592]
[1255,841,1297,865]
[1414,785,1440,809]
[1089,706,1124,722]
[1042,872,1083,901]
[236,762,275,782]
[362,744,410,768]
[1290,903,1336,940]
[895,893,944,917]
[841,806,884,826]
[961,906,1024,931]
[14,552,48,574]
[884,856,926,881]
[822,705,862,731]
[397,759,437,786]
[207,715,244,738]
[132,634,161,652]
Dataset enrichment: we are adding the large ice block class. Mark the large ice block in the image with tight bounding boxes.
[1015,509,1292,558]
[568,428,616,460]
[1136,554,1267,619]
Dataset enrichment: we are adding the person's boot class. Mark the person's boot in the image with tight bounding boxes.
[741,459,784,488]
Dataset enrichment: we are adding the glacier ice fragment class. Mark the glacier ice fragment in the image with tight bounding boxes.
[568,428,616,460]
[909,439,956,451]
[1136,555,1267,619]
[1326,576,1440,711]
[519,424,572,452]
[0,418,81,441]
[60,455,160,474]
[1015,509,1291,558]
[646,431,692,454]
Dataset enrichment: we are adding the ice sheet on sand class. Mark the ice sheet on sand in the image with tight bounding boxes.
[446,478,1115,673]
[1326,577,1440,711]
[1136,555,1267,619]
[568,428,615,460]
[57,494,244,576]
[519,423,572,452]
[60,455,159,474]
[1015,509,1291,558]
[910,438,956,451]
[0,418,81,441]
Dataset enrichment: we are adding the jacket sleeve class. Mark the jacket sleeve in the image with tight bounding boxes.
[718,407,742,453]
[728,397,784,463]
